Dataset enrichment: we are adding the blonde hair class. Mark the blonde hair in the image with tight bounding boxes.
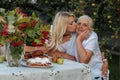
[78,15,94,30]
[47,11,75,50]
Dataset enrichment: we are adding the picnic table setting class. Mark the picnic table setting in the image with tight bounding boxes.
[0,48,92,80]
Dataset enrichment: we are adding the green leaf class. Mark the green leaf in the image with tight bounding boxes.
[18,17,30,23]
[32,12,37,18]
[8,10,15,15]
[26,29,36,38]
[34,39,40,44]
[0,36,6,45]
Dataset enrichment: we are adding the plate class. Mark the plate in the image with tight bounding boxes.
[21,60,53,68]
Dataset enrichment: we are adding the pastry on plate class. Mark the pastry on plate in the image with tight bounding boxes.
[26,57,51,66]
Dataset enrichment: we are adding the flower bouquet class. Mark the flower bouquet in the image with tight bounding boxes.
[0,8,50,66]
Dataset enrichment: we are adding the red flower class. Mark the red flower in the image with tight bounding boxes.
[16,7,22,14]
[43,31,49,38]
[2,24,8,35]
[22,13,28,17]
[30,20,37,28]
[19,23,27,30]
[31,42,43,47]
[41,38,45,44]
[44,37,50,40]
[12,41,24,47]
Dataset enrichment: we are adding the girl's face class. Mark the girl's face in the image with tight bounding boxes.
[66,16,76,33]
[76,18,90,34]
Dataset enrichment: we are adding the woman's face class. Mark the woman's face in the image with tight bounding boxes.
[76,18,90,34]
[66,16,76,33]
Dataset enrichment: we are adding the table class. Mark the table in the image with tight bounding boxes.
[0,59,92,80]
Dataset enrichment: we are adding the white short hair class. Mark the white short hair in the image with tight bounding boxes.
[78,15,94,30]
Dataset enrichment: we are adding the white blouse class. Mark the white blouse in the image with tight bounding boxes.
[58,31,103,78]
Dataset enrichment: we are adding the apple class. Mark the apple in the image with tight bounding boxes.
[52,56,58,63]
[57,57,64,64]
[1,55,7,61]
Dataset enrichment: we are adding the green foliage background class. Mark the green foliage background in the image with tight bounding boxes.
[0,0,120,57]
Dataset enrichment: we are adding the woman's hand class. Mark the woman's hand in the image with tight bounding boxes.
[101,59,109,77]
[48,50,60,57]
[101,52,109,77]
[48,50,76,61]
[77,30,90,42]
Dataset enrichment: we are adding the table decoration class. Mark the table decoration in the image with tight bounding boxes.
[0,7,50,67]
[5,43,24,66]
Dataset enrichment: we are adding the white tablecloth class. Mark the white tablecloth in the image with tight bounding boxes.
[0,59,92,80]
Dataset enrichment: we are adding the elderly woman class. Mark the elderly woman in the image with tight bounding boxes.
[58,15,109,80]
[76,15,105,80]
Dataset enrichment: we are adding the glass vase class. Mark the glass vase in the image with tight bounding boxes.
[6,43,24,67]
